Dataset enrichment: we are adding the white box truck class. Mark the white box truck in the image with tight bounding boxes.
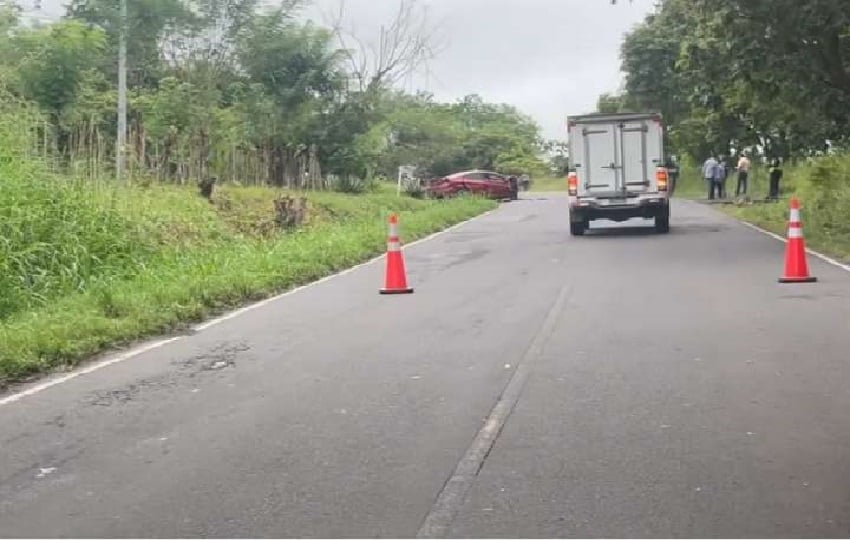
[566,112,670,235]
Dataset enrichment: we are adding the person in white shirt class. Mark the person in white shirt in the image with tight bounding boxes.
[736,153,751,196]
[702,155,720,200]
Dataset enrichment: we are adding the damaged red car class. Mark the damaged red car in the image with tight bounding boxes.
[425,170,518,200]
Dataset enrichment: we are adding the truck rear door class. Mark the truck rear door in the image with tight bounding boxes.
[618,119,654,194]
[572,122,619,197]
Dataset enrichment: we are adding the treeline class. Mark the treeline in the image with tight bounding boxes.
[0,0,548,188]
[600,0,849,161]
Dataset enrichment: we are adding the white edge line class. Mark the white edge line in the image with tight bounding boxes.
[194,207,496,329]
[0,337,182,407]
[737,219,850,273]
[0,208,497,407]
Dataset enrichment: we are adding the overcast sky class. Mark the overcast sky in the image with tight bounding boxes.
[302,0,656,141]
[33,0,655,141]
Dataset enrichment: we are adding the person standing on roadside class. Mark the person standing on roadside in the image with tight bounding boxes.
[519,173,530,191]
[702,154,720,200]
[769,158,783,200]
[736,152,751,196]
[727,155,736,195]
[714,156,728,199]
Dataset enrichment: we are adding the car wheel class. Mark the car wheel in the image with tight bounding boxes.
[655,215,670,233]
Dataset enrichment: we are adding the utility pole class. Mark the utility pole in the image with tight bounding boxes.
[116,0,127,182]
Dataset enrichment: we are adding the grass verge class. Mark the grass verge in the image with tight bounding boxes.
[678,154,850,265]
[529,176,566,192]
[0,179,496,387]
[721,156,850,264]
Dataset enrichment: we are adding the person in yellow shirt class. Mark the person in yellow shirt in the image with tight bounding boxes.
[736,153,751,196]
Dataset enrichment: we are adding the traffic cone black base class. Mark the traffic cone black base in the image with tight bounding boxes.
[380,287,414,295]
[778,276,817,284]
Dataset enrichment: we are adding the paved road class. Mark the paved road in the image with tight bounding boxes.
[2,194,850,538]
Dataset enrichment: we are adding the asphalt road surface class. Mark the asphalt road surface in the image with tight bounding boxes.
[3,194,850,538]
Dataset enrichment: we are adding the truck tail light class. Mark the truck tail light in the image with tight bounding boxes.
[567,172,578,196]
[656,167,669,192]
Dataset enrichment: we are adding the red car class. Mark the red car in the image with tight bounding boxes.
[426,170,518,200]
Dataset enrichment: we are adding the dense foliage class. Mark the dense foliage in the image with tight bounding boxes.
[602,0,849,161]
[0,0,548,186]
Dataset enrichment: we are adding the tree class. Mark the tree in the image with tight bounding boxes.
[686,0,849,154]
[327,0,441,95]
[14,20,106,121]
[597,93,630,113]
[67,0,195,88]
[1,0,548,188]
[610,0,850,160]
[545,140,570,176]
[0,2,21,89]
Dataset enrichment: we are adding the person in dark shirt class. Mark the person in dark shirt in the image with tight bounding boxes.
[769,159,783,200]
[714,155,729,199]
[720,155,735,198]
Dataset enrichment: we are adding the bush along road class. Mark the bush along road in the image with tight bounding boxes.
[0,173,496,386]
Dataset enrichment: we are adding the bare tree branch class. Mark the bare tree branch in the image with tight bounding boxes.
[322,0,444,94]
[321,1,366,91]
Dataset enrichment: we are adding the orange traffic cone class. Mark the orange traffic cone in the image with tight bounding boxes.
[380,214,414,294]
[778,197,817,283]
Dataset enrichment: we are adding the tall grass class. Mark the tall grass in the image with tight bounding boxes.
[0,102,498,385]
[0,179,495,384]
[528,176,566,192]
[0,170,162,318]
[0,142,234,319]
[2,98,155,318]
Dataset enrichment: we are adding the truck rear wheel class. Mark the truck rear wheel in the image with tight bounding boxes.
[655,215,670,234]
[570,221,586,236]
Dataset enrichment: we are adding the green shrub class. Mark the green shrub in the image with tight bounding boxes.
[0,176,496,384]
[724,153,850,262]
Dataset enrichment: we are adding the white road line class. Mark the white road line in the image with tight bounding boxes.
[0,338,181,407]
[415,285,572,538]
[737,220,850,273]
[0,209,497,408]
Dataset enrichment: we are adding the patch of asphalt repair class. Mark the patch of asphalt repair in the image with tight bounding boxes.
[83,341,249,408]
